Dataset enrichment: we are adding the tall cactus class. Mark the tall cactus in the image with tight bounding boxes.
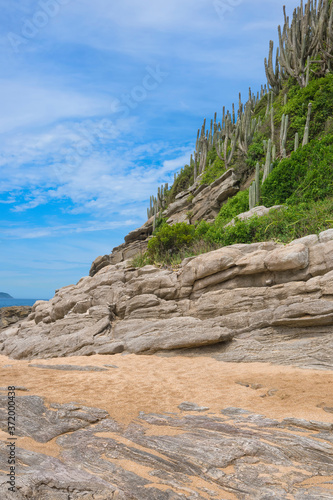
[263,139,272,183]
[238,102,256,155]
[264,40,281,94]
[280,114,289,158]
[249,164,260,210]
[255,162,260,205]
[270,106,275,143]
[302,102,312,146]
[249,182,256,210]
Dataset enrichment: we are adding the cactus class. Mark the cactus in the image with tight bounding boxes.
[249,167,260,209]
[255,162,260,205]
[265,90,274,117]
[273,1,331,87]
[263,138,272,183]
[263,139,267,154]
[270,106,275,143]
[280,113,289,158]
[153,211,156,232]
[264,40,281,94]
[238,93,243,118]
[302,102,312,146]
[238,102,256,154]
[321,4,333,73]
[305,56,310,87]
[249,182,255,210]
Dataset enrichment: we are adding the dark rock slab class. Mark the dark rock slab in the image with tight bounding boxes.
[177,402,210,412]
[0,444,123,499]
[0,306,32,329]
[0,396,108,442]
[28,364,108,372]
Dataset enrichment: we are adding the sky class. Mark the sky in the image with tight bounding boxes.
[0,0,298,299]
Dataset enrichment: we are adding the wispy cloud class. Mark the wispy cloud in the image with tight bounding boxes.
[0,219,137,240]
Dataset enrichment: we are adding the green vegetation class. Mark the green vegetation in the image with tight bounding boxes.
[136,1,333,268]
[147,223,196,262]
[275,75,333,149]
[246,133,266,170]
[200,154,226,185]
[167,165,194,204]
[261,135,333,206]
[139,197,333,267]
[134,133,333,267]
[196,199,333,247]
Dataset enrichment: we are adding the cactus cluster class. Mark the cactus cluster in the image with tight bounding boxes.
[265,0,333,91]
[192,86,266,180]
[147,183,169,229]
[147,0,328,221]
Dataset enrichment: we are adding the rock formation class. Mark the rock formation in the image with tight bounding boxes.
[2,229,333,370]
[1,392,333,499]
[0,307,32,331]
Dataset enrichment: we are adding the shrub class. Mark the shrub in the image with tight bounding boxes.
[246,133,266,170]
[261,135,333,206]
[167,164,194,204]
[153,216,167,234]
[215,189,250,225]
[147,222,196,261]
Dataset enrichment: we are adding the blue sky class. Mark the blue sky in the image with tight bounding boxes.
[0,0,297,298]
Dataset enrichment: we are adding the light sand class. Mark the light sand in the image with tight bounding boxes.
[0,354,332,426]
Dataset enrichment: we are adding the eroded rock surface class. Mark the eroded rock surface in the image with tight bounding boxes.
[1,395,333,499]
[2,231,333,368]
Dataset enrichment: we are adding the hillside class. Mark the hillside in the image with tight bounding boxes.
[0,292,12,299]
[88,0,333,272]
[1,1,333,499]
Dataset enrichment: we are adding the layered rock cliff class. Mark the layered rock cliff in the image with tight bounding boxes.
[2,229,333,370]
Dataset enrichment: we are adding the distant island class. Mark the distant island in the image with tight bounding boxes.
[0,293,13,298]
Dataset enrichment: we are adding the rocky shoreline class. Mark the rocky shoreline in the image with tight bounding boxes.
[1,230,333,498]
[0,354,333,499]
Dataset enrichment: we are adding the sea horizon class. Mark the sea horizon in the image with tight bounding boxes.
[0,298,49,308]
